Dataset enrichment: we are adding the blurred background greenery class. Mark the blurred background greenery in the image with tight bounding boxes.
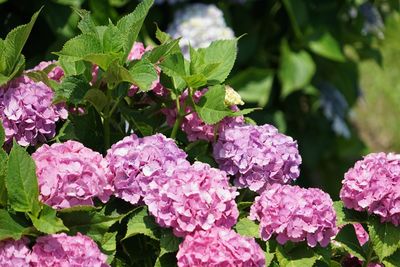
[1,0,399,199]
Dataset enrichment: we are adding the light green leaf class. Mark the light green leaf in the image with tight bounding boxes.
[123,207,159,241]
[100,231,117,264]
[234,217,259,238]
[308,31,345,62]
[144,38,181,64]
[229,68,274,107]
[83,53,120,70]
[183,74,208,89]
[116,0,154,61]
[0,209,31,241]
[29,205,68,234]
[368,216,400,261]
[0,121,4,146]
[54,75,91,104]
[159,53,188,93]
[0,149,8,206]
[6,142,40,216]
[84,88,108,112]
[155,25,172,44]
[102,23,124,54]
[128,60,158,91]
[276,244,318,267]
[57,33,102,61]
[26,70,60,90]
[333,201,368,227]
[334,224,367,261]
[74,8,98,36]
[278,41,315,97]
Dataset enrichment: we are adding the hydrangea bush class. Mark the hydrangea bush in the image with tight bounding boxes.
[0,1,399,266]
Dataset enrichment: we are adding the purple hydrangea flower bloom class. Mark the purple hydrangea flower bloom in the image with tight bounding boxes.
[340,152,400,226]
[32,140,113,209]
[177,227,265,267]
[106,133,189,205]
[213,124,301,193]
[30,233,109,267]
[0,238,32,267]
[250,184,338,247]
[144,162,239,237]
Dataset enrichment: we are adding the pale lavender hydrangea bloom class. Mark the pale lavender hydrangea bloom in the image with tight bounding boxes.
[340,152,400,226]
[213,124,301,193]
[0,64,68,146]
[177,227,265,267]
[144,162,239,237]
[0,238,32,267]
[106,133,189,205]
[32,140,113,209]
[163,89,244,142]
[30,233,109,267]
[250,184,338,247]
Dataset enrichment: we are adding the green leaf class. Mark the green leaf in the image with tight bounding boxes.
[59,210,123,242]
[0,209,31,241]
[334,224,367,261]
[6,142,40,216]
[159,53,188,93]
[281,0,308,38]
[128,60,158,91]
[74,8,98,36]
[54,75,91,104]
[276,244,318,267]
[229,68,274,107]
[383,249,400,267]
[29,205,68,234]
[0,149,7,206]
[116,0,154,62]
[0,8,41,77]
[144,38,181,64]
[26,70,60,90]
[0,121,4,147]
[123,207,159,241]
[333,201,368,227]
[100,231,117,264]
[308,31,345,62]
[235,217,259,238]
[368,216,400,261]
[155,25,172,44]
[278,41,315,97]
[154,252,178,267]
[84,88,108,112]
[159,230,181,255]
[183,74,208,89]
[83,53,121,70]
[265,241,277,267]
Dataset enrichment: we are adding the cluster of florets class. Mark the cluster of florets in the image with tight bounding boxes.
[0,238,32,266]
[250,184,338,247]
[340,152,400,226]
[0,62,67,146]
[167,3,235,58]
[176,227,265,267]
[32,140,112,209]
[213,124,302,192]
[163,88,244,141]
[106,133,189,205]
[144,162,239,237]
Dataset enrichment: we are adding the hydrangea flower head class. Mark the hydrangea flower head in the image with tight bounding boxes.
[106,133,189,205]
[32,61,64,82]
[32,140,112,209]
[177,227,265,267]
[0,238,31,267]
[30,233,109,267]
[250,184,338,247]
[213,124,301,192]
[144,162,239,237]
[340,152,400,226]
[163,89,244,142]
[167,3,235,58]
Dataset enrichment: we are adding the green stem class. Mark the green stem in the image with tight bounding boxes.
[170,96,183,139]
[103,90,111,151]
[362,242,374,267]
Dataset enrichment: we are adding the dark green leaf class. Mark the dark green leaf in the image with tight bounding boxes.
[333,201,368,227]
[334,224,367,260]
[6,142,40,216]
[0,209,31,241]
[160,230,181,255]
[54,75,91,104]
[383,248,400,267]
[85,88,108,112]
[281,0,308,38]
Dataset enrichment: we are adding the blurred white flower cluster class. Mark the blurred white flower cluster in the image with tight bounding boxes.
[167,3,235,58]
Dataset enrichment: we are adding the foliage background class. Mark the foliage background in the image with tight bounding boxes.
[1,0,399,199]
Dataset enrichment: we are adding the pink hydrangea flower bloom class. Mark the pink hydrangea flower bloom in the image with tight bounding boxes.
[177,227,265,267]
[30,233,109,267]
[250,184,338,247]
[353,223,369,246]
[106,133,189,205]
[213,124,301,193]
[144,161,239,237]
[32,140,113,209]
[340,152,400,226]
[0,238,32,267]
[31,61,64,82]
[163,89,244,142]
[0,63,68,146]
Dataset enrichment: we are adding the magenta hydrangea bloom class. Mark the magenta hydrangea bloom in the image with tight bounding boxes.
[32,61,64,82]
[127,42,167,97]
[177,227,265,267]
[250,184,338,247]
[163,89,244,142]
[340,152,400,226]
[353,223,369,246]
[32,140,112,209]
[0,238,32,267]
[144,162,239,237]
[106,133,189,205]
[0,73,68,146]
[30,233,108,267]
[213,124,301,192]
